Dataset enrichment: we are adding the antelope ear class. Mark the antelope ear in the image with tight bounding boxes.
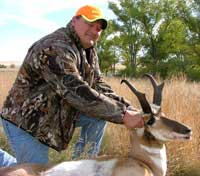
[143,114,152,123]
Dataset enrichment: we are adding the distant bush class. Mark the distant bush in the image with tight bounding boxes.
[10,64,16,69]
[0,64,6,68]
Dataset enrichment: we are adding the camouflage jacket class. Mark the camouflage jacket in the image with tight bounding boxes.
[1,21,130,151]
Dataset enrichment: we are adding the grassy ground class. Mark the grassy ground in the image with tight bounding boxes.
[0,70,200,175]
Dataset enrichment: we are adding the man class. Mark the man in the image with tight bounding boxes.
[0,5,144,166]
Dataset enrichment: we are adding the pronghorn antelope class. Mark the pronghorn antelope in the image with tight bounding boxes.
[0,74,192,176]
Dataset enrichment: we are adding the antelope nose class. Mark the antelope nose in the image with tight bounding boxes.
[184,128,192,134]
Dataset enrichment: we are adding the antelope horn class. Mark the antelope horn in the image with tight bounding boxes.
[144,74,164,106]
[121,79,152,114]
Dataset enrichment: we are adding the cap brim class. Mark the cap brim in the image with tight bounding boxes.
[81,15,107,30]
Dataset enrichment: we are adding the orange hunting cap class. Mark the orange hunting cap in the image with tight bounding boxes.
[75,5,107,30]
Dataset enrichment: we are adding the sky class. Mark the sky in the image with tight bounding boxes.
[0,0,116,65]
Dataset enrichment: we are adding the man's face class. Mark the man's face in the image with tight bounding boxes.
[72,17,103,49]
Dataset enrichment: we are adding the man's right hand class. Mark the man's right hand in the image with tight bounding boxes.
[123,109,144,129]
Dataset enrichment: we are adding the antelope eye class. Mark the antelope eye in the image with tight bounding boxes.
[147,117,155,125]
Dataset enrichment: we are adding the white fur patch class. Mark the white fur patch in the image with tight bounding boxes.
[136,128,145,137]
[150,129,171,141]
[42,159,117,176]
[140,144,167,175]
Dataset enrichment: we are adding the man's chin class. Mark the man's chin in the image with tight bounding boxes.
[84,41,95,49]
[89,40,95,46]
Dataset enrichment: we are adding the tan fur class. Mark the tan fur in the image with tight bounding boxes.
[93,155,152,176]
[112,158,153,176]
[128,131,165,176]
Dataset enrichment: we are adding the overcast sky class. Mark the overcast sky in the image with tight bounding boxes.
[0,0,116,64]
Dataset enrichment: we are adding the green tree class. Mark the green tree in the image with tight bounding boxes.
[108,0,167,76]
[0,64,6,68]
[152,19,188,77]
[106,0,200,80]
[175,0,200,80]
[108,0,144,76]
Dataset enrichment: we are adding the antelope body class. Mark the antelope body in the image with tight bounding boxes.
[0,74,192,176]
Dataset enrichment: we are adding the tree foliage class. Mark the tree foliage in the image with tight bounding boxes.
[97,0,200,80]
[97,20,118,75]
[0,64,6,69]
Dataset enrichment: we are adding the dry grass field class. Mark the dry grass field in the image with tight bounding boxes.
[0,70,200,175]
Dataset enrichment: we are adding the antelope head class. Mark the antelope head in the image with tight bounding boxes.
[121,74,192,142]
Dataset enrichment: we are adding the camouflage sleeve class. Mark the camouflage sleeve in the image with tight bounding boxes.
[29,45,126,123]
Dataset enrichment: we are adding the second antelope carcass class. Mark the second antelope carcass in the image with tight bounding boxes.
[0,74,192,176]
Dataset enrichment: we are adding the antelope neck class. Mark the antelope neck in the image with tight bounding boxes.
[130,130,167,176]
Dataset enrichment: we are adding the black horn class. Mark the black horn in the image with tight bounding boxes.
[121,79,152,114]
[144,74,164,106]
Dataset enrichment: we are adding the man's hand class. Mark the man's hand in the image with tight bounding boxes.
[123,109,144,129]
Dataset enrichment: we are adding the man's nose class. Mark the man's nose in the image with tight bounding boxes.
[92,27,101,37]
[91,23,102,33]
